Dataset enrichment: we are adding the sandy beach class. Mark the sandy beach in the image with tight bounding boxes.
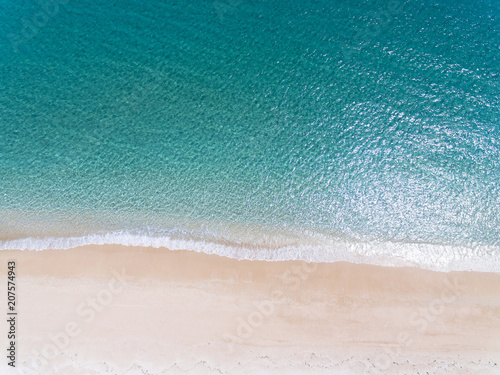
[1,245,499,374]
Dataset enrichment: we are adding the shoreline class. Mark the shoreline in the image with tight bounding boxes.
[1,245,499,374]
[1,234,499,273]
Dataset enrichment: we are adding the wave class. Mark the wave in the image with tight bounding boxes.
[1,230,499,273]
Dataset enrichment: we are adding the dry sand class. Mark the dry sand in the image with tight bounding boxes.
[1,245,499,374]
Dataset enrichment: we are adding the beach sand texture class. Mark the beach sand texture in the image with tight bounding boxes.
[1,245,499,374]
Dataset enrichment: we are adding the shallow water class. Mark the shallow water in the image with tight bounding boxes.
[0,0,499,271]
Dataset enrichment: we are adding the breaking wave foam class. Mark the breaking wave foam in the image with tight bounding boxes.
[1,230,499,273]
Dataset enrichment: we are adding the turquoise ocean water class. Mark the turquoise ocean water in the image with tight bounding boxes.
[0,0,499,271]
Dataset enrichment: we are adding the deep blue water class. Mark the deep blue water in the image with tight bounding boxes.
[0,0,499,270]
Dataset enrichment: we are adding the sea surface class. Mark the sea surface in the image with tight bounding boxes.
[0,0,499,271]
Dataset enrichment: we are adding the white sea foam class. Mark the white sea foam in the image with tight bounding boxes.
[1,230,499,273]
